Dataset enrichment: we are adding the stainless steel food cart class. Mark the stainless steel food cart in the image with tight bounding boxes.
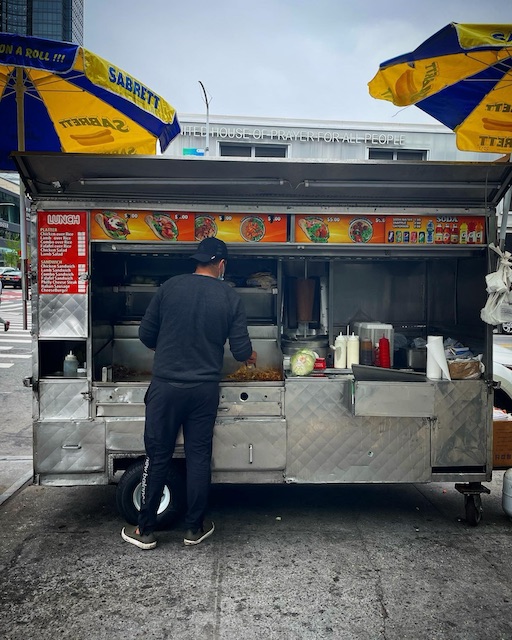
[14,152,512,526]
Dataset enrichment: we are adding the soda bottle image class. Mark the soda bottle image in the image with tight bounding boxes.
[403,231,410,243]
[459,221,468,244]
[450,222,459,243]
[468,221,476,244]
[419,231,426,244]
[388,230,394,243]
[475,220,484,243]
[411,231,417,243]
[435,221,443,243]
[443,222,451,244]
[396,230,402,243]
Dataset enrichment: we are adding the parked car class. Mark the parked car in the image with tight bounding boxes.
[0,266,16,276]
[0,268,22,288]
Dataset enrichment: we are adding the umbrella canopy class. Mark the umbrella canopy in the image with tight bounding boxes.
[368,23,512,154]
[0,32,181,170]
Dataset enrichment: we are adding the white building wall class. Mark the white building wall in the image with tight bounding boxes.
[166,114,502,163]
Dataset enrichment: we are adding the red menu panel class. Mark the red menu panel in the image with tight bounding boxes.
[295,214,486,245]
[195,213,288,242]
[91,210,195,241]
[38,211,88,294]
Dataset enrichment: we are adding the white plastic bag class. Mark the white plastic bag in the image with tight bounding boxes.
[481,244,512,325]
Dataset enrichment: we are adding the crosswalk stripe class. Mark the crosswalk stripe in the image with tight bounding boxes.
[0,353,31,359]
[0,362,14,368]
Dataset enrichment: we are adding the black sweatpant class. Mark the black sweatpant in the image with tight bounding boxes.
[138,378,220,534]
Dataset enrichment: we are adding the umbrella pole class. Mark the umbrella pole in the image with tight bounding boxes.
[15,67,28,330]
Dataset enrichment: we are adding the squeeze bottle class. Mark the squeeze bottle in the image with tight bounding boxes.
[63,351,78,377]
[334,333,347,369]
[346,333,360,370]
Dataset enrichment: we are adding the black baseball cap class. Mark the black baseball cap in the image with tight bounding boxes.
[190,237,228,263]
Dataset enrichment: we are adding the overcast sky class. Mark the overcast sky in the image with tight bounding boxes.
[84,0,511,126]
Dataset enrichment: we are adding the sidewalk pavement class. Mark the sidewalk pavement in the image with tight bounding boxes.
[0,456,33,507]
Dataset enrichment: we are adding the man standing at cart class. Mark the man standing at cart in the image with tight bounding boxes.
[121,237,256,549]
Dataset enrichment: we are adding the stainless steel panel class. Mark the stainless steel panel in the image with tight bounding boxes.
[105,418,184,452]
[35,420,105,473]
[431,380,489,467]
[94,384,146,417]
[97,404,145,417]
[38,293,87,337]
[285,378,430,482]
[218,385,283,417]
[95,385,148,403]
[39,379,89,420]
[354,381,435,417]
[212,419,286,471]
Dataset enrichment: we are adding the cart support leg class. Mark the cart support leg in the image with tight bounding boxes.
[455,482,490,526]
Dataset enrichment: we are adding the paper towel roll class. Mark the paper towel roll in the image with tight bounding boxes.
[426,336,451,381]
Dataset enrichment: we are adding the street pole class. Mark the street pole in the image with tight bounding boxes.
[198,81,210,156]
[15,67,28,330]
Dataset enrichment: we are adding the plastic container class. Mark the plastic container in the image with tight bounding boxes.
[503,468,512,520]
[354,322,394,366]
[334,333,347,369]
[63,351,78,377]
[346,333,360,370]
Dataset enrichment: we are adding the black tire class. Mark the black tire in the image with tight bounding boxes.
[465,494,482,527]
[116,459,186,529]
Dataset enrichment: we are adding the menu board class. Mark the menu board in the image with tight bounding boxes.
[194,213,287,242]
[294,215,486,245]
[38,211,88,294]
[91,210,195,241]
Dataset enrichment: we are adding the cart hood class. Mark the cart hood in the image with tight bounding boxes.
[10,152,512,210]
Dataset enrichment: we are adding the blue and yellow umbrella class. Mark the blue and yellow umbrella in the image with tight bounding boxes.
[0,33,181,170]
[368,23,512,154]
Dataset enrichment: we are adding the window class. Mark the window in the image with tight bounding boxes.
[220,143,288,158]
[368,148,427,161]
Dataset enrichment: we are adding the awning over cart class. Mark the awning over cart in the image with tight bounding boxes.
[11,153,512,210]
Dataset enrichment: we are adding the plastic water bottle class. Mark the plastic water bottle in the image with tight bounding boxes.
[63,351,78,377]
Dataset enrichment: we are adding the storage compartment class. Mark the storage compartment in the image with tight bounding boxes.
[212,419,286,471]
[354,381,435,417]
[34,420,105,473]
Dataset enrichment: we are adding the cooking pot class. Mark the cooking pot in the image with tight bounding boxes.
[281,335,329,359]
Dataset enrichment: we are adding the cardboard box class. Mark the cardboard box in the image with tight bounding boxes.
[493,420,512,468]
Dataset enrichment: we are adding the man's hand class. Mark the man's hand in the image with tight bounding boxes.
[245,351,257,366]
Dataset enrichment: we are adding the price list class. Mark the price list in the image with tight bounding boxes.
[38,211,88,294]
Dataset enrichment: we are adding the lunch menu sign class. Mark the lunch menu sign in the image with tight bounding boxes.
[89,210,487,245]
[38,211,88,295]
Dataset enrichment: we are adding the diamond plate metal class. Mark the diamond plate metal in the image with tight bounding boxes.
[212,419,286,471]
[285,378,430,483]
[38,294,87,337]
[39,380,89,420]
[431,380,488,467]
[35,420,105,473]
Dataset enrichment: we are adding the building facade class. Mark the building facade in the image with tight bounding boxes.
[167,114,503,164]
[0,0,83,44]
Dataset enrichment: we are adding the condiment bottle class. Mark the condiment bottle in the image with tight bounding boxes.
[334,333,347,369]
[379,336,391,369]
[63,351,78,377]
[360,338,374,365]
[346,333,360,370]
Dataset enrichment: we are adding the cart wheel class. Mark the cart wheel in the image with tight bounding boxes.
[465,494,483,527]
[116,459,185,529]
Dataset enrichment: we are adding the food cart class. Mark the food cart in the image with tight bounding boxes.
[14,152,512,527]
